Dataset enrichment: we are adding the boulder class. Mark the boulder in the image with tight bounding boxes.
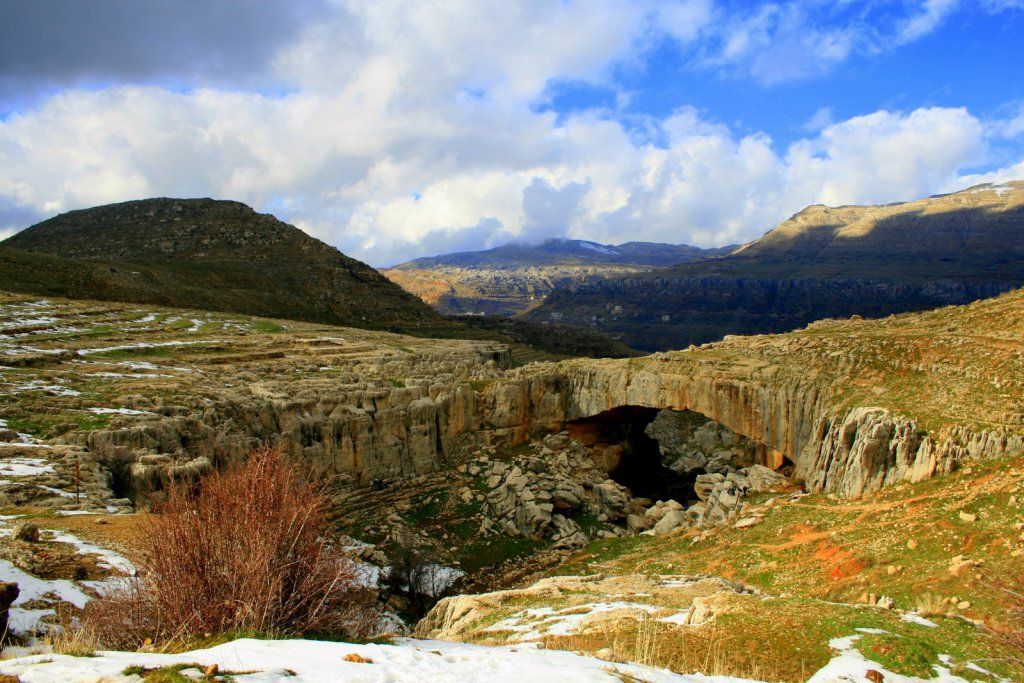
[742,464,790,492]
[694,473,725,500]
[0,582,18,640]
[12,520,40,543]
[650,509,687,535]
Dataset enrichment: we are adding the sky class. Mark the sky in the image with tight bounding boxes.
[1,0,1023,267]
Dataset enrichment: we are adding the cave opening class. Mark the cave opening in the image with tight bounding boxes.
[567,406,697,504]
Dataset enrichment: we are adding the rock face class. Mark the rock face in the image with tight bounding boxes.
[474,344,1023,497]
[74,347,506,501]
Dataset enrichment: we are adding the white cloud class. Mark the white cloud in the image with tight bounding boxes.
[896,0,962,45]
[0,0,1021,266]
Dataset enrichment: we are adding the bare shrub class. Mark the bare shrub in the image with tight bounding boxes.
[382,528,441,619]
[78,447,378,649]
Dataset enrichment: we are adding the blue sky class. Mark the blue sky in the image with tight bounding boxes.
[1,0,1023,266]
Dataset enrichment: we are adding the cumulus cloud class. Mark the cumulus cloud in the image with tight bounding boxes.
[0,0,1021,266]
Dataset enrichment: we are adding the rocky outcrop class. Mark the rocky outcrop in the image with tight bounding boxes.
[476,354,1023,498]
[416,573,756,642]
[479,433,637,548]
[799,408,1024,497]
[0,582,19,641]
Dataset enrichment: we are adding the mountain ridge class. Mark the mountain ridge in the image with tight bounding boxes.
[527,181,1024,350]
[384,238,732,316]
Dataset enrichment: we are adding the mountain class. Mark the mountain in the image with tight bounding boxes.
[0,197,447,333]
[0,198,638,359]
[526,181,1024,350]
[393,238,727,269]
[384,238,732,316]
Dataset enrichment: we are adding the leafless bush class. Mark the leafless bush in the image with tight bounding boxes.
[382,528,445,619]
[77,447,378,649]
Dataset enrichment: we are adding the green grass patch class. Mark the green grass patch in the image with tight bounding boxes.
[251,320,285,333]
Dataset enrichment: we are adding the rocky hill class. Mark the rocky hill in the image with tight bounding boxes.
[384,238,731,316]
[528,181,1024,350]
[0,198,448,333]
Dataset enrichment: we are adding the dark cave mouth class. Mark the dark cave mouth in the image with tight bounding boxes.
[567,406,697,504]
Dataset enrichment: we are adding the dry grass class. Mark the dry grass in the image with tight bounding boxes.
[73,448,378,649]
[46,619,101,657]
[915,593,948,618]
[545,616,792,682]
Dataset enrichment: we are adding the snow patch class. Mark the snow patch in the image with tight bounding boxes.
[0,457,55,476]
[900,612,939,628]
[484,601,684,641]
[0,637,740,682]
[77,340,202,355]
[810,633,978,683]
[87,407,153,415]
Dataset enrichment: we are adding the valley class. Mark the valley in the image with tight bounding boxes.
[528,182,1024,350]
[384,238,731,317]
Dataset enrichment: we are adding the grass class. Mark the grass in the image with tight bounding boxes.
[251,320,285,333]
[121,662,256,681]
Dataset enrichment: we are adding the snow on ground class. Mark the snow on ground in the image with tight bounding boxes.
[46,529,136,574]
[118,360,159,370]
[76,340,203,355]
[0,559,92,633]
[1,346,66,356]
[0,457,54,476]
[86,407,153,415]
[0,518,136,634]
[484,601,689,641]
[806,633,993,683]
[0,637,758,683]
[36,484,77,499]
[2,380,80,397]
[900,612,939,628]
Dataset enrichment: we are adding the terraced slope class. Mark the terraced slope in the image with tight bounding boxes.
[0,292,513,510]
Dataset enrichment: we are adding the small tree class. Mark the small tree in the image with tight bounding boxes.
[383,528,442,619]
[78,447,378,649]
